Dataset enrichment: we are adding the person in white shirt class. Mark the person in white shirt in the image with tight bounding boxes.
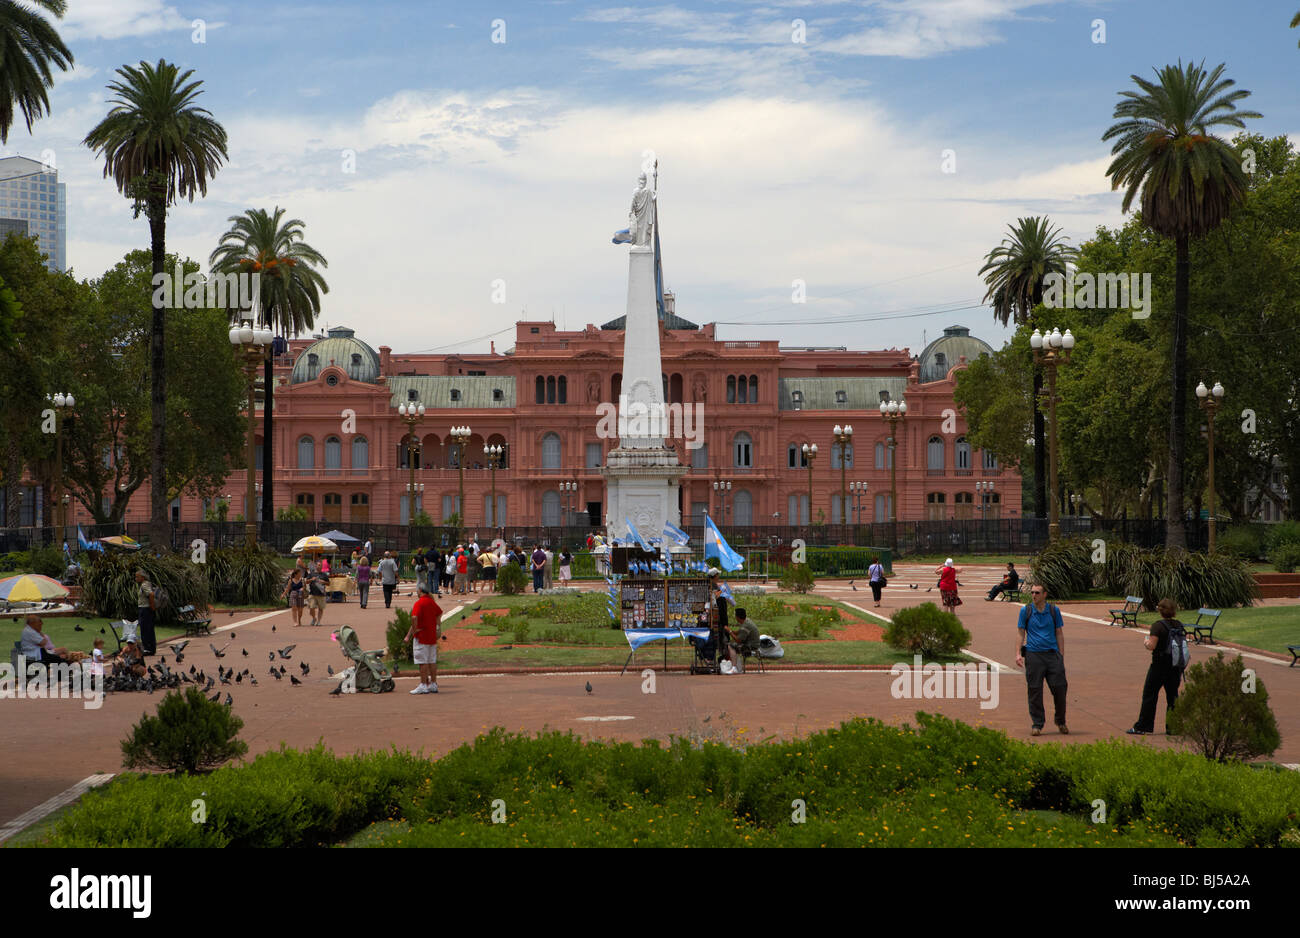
[20,616,68,664]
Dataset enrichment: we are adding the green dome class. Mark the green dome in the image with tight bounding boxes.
[291,327,381,384]
[917,325,992,383]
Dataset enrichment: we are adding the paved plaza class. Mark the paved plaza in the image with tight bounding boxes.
[2,563,1297,836]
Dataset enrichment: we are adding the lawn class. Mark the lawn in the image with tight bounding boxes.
[0,615,188,656]
[1133,605,1300,656]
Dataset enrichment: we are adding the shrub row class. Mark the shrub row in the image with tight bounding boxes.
[80,550,210,623]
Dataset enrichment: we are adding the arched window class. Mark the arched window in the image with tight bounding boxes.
[351,436,369,469]
[535,376,545,405]
[297,436,314,469]
[954,491,974,520]
[926,491,946,520]
[788,443,808,469]
[875,442,885,470]
[541,432,562,469]
[734,432,752,468]
[398,435,421,469]
[541,490,561,526]
[831,443,854,469]
[955,436,971,471]
[662,373,669,401]
[749,375,758,404]
[737,374,747,404]
[558,376,567,404]
[934,352,946,373]
[927,436,945,472]
[324,436,342,472]
[733,490,753,526]
[670,373,683,404]
[983,449,999,471]
[726,375,736,404]
[546,375,556,404]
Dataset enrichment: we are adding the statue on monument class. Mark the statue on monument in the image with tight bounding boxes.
[628,172,656,246]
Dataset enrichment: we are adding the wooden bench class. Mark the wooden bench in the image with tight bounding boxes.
[999,586,1022,603]
[1108,596,1143,629]
[1286,644,1298,668]
[1191,608,1221,646]
[176,604,212,637]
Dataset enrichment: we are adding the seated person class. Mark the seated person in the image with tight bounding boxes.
[986,562,1021,601]
[20,615,68,665]
[113,640,147,679]
[726,607,760,672]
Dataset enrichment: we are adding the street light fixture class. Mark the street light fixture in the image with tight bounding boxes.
[1196,380,1225,552]
[833,425,853,526]
[484,443,505,530]
[1030,327,1075,542]
[801,442,818,526]
[712,480,732,524]
[977,480,996,522]
[449,425,471,540]
[229,322,273,547]
[879,398,907,549]
[559,480,578,535]
[49,392,75,538]
[849,480,869,528]
[397,401,426,524]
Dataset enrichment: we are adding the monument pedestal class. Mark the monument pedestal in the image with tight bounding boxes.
[602,446,687,536]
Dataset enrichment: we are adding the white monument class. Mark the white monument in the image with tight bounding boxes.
[602,161,686,543]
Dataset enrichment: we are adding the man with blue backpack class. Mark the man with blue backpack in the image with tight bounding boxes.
[1015,583,1069,736]
[1127,598,1190,736]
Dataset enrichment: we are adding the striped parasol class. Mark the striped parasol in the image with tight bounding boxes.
[0,574,70,602]
[292,535,338,554]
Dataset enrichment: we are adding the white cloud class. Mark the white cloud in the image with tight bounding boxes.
[819,0,1063,58]
[61,0,192,41]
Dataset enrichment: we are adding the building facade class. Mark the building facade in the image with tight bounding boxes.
[73,310,1018,531]
[0,155,66,272]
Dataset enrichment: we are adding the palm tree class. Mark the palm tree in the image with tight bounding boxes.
[210,208,329,532]
[1103,61,1258,549]
[83,60,228,547]
[0,0,73,142]
[979,217,1078,522]
[1292,10,1299,46]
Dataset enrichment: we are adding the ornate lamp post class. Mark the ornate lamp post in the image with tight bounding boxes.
[228,321,273,546]
[849,480,869,529]
[800,442,818,525]
[398,402,426,523]
[559,481,578,535]
[449,425,471,539]
[1030,327,1075,542]
[49,392,75,539]
[1069,493,1082,516]
[833,425,853,526]
[1196,380,1225,552]
[712,480,731,524]
[879,398,907,549]
[977,480,995,522]
[484,443,505,528]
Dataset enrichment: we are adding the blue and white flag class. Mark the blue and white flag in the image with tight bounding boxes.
[77,526,103,552]
[704,515,745,572]
[662,521,690,546]
[612,228,633,244]
[718,580,735,604]
[625,518,652,554]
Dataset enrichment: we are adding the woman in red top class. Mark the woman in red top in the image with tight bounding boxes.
[934,558,962,612]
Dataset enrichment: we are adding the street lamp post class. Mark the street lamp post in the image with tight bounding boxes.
[712,480,731,525]
[559,481,578,538]
[977,480,996,522]
[800,442,818,526]
[833,425,853,528]
[450,425,471,541]
[849,481,868,534]
[1196,380,1225,552]
[1030,328,1075,542]
[228,321,273,547]
[484,443,505,529]
[879,398,908,550]
[398,402,426,523]
[49,392,75,540]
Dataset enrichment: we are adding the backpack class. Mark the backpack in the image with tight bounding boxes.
[308,576,327,596]
[1166,619,1190,669]
[152,585,169,611]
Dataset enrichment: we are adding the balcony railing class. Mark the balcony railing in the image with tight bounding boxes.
[926,468,946,476]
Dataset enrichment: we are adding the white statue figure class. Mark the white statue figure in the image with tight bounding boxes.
[629,172,656,246]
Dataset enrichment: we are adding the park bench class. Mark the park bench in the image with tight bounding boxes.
[176,604,212,637]
[1108,596,1143,629]
[1288,644,1299,668]
[999,586,1022,603]
[1190,608,1221,646]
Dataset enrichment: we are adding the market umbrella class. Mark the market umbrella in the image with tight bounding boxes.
[292,535,338,554]
[0,574,70,602]
[98,535,141,551]
[319,529,359,544]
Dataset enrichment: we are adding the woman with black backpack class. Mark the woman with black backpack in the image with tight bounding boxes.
[1127,597,1190,735]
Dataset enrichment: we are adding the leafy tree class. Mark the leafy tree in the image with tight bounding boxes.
[210,207,329,529]
[1103,61,1260,547]
[1166,653,1279,762]
[83,60,229,546]
[121,686,247,775]
[0,0,73,142]
[978,217,1078,519]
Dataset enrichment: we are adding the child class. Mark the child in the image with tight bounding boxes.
[91,637,106,677]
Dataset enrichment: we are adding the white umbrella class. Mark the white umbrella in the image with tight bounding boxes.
[291,535,339,554]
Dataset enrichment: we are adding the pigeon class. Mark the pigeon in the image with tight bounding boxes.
[910,584,918,590]
[144,679,154,694]
[327,665,334,676]
[99,627,106,635]
[277,645,296,659]
[300,662,310,675]
[851,582,858,591]
[224,693,233,707]
[204,676,215,692]
[279,665,287,675]
[229,611,235,616]
[585,681,593,695]
[926,587,933,592]
[329,685,342,696]
[219,671,231,685]
[209,690,221,702]
[189,665,197,675]
[242,649,248,657]
[271,624,276,632]
[290,674,302,686]
[473,603,481,612]
[269,652,275,662]
[173,640,190,654]
[236,672,243,683]
[175,652,185,664]
[270,668,282,680]
[210,643,226,658]
[230,632,236,639]
[250,676,258,686]
[74,623,84,632]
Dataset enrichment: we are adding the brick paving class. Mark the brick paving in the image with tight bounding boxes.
[1,567,1296,832]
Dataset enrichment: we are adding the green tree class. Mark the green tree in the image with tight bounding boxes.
[1103,61,1260,547]
[1292,10,1299,46]
[0,0,72,142]
[210,207,329,529]
[978,217,1078,519]
[83,60,229,546]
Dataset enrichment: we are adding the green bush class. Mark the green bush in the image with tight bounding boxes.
[29,545,65,578]
[386,609,413,663]
[884,602,971,657]
[1167,653,1280,763]
[1268,542,1300,573]
[778,563,815,593]
[495,561,527,595]
[276,505,310,521]
[204,544,283,605]
[1030,536,1095,600]
[120,686,248,775]
[1264,520,1300,552]
[794,607,838,639]
[1216,524,1267,561]
[81,549,211,623]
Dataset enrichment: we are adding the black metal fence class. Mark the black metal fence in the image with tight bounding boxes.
[0,516,1213,559]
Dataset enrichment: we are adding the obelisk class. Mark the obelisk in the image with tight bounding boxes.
[602,162,686,542]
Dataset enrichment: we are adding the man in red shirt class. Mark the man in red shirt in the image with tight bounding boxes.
[404,583,442,694]
[454,549,469,595]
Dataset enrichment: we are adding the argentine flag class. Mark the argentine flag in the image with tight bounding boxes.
[662,521,690,546]
[704,515,744,572]
[77,526,103,552]
[625,518,652,554]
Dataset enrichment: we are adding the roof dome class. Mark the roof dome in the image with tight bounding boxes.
[291,326,381,384]
[917,325,993,383]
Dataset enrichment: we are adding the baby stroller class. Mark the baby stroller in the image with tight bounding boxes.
[335,625,396,693]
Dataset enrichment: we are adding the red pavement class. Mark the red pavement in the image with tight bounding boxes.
[1,567,1296,835]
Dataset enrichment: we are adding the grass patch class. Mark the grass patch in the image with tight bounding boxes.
[1133,606,1300,656]
[0,616,187,656]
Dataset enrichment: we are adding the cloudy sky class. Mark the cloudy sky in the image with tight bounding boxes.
[13,0,1300,355]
